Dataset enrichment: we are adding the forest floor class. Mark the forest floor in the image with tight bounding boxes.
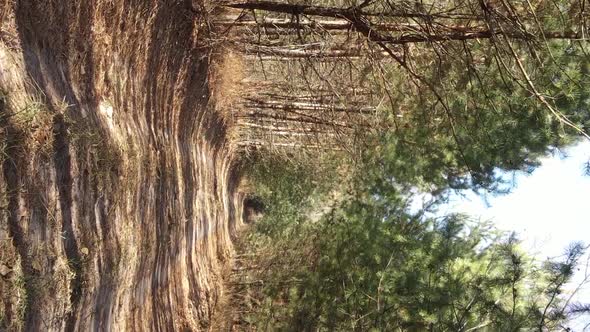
[0,1,244,330]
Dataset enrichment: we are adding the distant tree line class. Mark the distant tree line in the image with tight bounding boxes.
[218,0,590,190]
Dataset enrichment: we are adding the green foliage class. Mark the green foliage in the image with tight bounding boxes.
[367,36,590,193]
[241,164,587,330]
[237,147,589,331]
[233,2,590,330]
[243,152,341,237]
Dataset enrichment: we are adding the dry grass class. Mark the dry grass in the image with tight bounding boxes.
[0,1,246,330]
[64,111,122,190]
[0,0,12,35]
[0,43,56,159]
[0,92,54,161]
[210,49,246,126]
[50,256,77,317]
[0,239,27,332]
[18,101,54,156]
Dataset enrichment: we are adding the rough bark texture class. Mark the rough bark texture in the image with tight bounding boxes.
[0,1,244,331]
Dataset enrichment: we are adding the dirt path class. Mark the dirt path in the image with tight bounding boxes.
[0,1,243,330]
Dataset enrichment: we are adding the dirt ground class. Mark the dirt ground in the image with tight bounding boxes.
[0,1,244,330]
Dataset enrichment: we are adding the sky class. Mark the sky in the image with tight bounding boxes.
[441,140,590,330]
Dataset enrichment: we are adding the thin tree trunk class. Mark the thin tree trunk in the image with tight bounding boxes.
[217,17,424,32]
[243,98,376,115]
[238,112,349,127]
[236,140,342,150]
[226,1,587,43]
[225,1,461,20]
[240,44,380,58]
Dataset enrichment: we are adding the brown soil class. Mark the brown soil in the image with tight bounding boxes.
[0,0,244,330]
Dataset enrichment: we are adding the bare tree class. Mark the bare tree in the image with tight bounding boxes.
[219,0,590,153]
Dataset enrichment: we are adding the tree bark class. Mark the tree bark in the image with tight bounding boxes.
[217,17,423,32]
[226,1,588,44]
[243,98,376,115]
[241,44,373,58]
[225,1,447,20]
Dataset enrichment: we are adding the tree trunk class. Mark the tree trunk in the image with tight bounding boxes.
[226,1,587,43]
[243,98,376,115]
[225,1,440,20]
[217,17,423,32]
[241,45,368,58]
